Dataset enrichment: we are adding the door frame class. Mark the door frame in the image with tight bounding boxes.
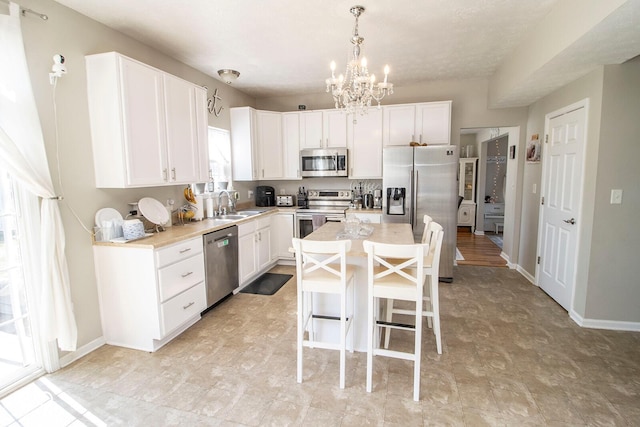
[535,98,590,312]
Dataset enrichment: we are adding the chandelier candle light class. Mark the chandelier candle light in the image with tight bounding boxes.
[326,5,393,121]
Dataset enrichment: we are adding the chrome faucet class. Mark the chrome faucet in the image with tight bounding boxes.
[217,190,236,216]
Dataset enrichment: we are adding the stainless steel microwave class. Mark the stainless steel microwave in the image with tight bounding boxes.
[300,148,348,178]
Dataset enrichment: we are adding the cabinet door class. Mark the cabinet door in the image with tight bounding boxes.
[459,158,477,202]
[194,88,210,182]
[164,74,201,184]
[120,58,167,186]
[282,113,301,179]
[256,226,271,270]
[323,110,348,148]
[231,107,259,181]
[416,101,451,145]
[382,104,416,146]
[257,111,283,179]
[271,213,294,259]
[300,111,323,149]
[238,230,257,285]
[349,108,383,178]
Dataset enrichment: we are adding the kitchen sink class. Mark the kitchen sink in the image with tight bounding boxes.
[236,210,265,216]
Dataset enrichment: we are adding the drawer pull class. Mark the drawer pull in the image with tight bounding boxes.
[179,248,192,254]
[181,271,193,278]
[183,301,194,310]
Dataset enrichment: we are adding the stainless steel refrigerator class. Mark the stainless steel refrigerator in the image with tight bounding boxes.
[382,146,459,282]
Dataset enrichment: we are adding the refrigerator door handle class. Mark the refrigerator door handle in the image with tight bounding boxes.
[413,170,419,228]
[409,169,414,227]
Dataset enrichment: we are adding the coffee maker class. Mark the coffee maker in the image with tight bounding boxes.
[373,189,382,209]
[255,186,275,207]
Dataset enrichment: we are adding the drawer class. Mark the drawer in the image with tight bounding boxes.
[256,216,271,230]
[157,253,205,302]
[160,282,206,336]
[238,220,256,236]
[156,237,203,268]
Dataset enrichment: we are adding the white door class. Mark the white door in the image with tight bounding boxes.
[537,104,586,310]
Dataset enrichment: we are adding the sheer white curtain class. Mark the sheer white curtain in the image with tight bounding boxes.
[0,3,77,353]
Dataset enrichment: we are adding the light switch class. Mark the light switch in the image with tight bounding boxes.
[248,190,254,200]
[610,189,623,204]
[532,184,537,194]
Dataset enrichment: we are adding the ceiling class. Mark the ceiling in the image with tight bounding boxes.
[53,0,640,107]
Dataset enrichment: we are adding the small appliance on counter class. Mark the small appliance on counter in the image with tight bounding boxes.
[276,194,295,207]
[256,186,275,207]
[373,189,383,209]
[297,187,308,208]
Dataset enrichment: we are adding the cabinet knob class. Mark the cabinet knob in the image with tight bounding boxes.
[181,271,193,278]
[183,301,194,310]
[171,168,176,180]
[163,169,168,181]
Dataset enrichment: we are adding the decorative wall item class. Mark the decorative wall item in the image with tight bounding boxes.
[206,87,223,117]
[509,145,516,159]
[526,134,541,162]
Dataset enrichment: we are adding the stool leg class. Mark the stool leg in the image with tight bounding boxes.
[297,289,303,383]
[383,299,394,349]
[431,277,442,355]
[413,296,422,401]
[366,294,374,393]
[339,286,346,389]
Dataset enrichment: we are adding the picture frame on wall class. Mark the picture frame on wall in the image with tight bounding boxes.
[526,135,541,163]
[509,145,516,159]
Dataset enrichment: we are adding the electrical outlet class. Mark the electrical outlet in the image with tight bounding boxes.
[610,189,623,204]
[248,190,254,200]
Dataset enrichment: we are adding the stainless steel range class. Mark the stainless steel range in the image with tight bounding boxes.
[295,189,352,238]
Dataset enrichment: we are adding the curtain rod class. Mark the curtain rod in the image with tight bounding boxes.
[0,0,49,20]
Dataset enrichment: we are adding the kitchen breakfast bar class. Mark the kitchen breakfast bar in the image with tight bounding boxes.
[302,221,415,352]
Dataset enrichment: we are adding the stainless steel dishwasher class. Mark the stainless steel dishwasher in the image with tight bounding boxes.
[203,225,238,311]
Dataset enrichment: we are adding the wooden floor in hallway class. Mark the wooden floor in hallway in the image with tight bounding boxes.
[456,227,507,267]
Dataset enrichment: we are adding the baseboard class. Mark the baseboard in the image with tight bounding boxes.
[570,311,640,332]
[516,265,536,284]
[59,336,106,368]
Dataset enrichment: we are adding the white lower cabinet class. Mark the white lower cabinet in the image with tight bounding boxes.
[93,237,206,352]
[458,201,476,232]
[238,217,273,286]
[271,212,295,260]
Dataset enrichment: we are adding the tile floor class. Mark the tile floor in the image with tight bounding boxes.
[1,265,639,426]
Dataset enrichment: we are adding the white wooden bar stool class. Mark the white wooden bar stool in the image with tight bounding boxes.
[291,238,355,389]
[363,240,428,401]
[383,219,445,354]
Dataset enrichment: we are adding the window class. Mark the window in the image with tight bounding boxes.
[0,171,38,391]
[207,127,232,191]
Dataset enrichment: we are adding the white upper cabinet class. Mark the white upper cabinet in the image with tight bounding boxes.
[231,107,259,181]
[383,101,451,146]
[282,112,301,179]
[299,111,324,149]
[348,108,383,179]
[164,74,208,184]
[416,101,452,146]
[322,110,348,148]
[257,110,283,179]
[86,52,208,188]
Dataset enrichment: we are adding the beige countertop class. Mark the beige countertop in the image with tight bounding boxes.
[346,208,383,215]
[304,222,414,257]
[93,207,295,249]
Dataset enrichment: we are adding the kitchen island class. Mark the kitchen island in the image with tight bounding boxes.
[304,221,414,351]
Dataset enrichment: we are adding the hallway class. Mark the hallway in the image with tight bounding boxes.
[456,227,507,268]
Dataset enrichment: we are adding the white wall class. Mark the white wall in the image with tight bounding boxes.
[19,0,255,352]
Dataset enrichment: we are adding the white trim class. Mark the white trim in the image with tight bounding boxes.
[516,265,536,284]
[0,368,45,399]
[570,311,640,332]
[59,336,106,368]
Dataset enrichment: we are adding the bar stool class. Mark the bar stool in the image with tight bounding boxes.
[363,240,428,401]
[383,222,444,354]
[291,238,355,389]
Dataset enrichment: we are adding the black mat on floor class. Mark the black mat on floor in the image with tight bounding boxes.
[240,273,293,295]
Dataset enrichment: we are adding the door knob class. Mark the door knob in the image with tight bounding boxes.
[563,218,576,225]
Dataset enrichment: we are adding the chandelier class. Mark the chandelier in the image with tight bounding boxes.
[325,5,393,119]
